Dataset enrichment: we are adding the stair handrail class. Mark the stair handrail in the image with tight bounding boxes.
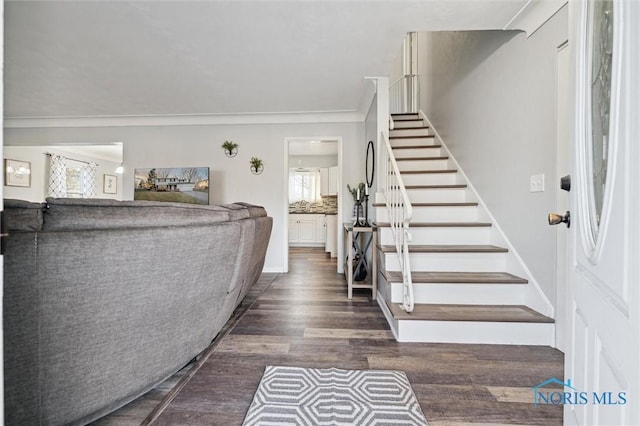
[381,125,414,313]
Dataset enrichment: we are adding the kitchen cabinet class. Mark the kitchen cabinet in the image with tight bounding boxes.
[289,214,326,245]
[325,214,337,258]
[328,166,338,195]
[316,214,326,244]
[320,166,338,196]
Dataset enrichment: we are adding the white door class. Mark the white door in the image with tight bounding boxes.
[564,1,640,425]
[555,41,569,352]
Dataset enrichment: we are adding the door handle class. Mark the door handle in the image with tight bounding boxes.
[548,211,570,228]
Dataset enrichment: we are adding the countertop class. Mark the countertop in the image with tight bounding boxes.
[289,211,337,215]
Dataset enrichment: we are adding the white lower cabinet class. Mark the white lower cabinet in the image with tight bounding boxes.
[289,214,326,245]
[324,214,337,258]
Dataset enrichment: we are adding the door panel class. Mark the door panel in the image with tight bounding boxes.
[565,1,639,424]
[555,41,569,351]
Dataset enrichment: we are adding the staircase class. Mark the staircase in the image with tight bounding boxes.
[375,113,554,345]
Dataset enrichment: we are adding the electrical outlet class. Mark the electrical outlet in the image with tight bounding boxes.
[530,174,545,192]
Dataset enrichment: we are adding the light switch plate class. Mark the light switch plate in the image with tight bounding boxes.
[530,174,545,192]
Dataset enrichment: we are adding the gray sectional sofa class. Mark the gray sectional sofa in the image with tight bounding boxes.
[3,197,272,425]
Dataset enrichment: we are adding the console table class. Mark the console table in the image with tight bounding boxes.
[343,223,377,300]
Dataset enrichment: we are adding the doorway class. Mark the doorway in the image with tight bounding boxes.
[284,137,342,273]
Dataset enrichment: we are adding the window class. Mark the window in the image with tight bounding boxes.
[65,160,84,198]
[289,169,320,203]
[47,154,98,198]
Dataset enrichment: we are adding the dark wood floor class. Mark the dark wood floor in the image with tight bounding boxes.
[97,247,564,425]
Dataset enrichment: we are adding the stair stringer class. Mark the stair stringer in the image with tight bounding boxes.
[418,110,554,318]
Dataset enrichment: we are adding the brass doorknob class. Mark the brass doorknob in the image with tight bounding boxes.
[548,211,570,228]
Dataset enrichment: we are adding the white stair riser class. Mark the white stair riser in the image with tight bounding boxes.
[397,159,450,171]
[375,205,478,222]
[378,226,491,245]
[395,319,554,345]
[390,137,436,145]
[377,296,553,346]
[382,252,506,272]
[379,276,525,305]
[390,128,430,137]
[393,147,442,158]
[390,139,438,148]
[404,188,468,203]
[392,120,423,128]
[399,173,459,186]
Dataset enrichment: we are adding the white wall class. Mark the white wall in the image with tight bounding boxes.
[289,155,337,168]
[3,146,123,202]
[4,121,364,272]
[417,6,568,306]
[365,93,378,197]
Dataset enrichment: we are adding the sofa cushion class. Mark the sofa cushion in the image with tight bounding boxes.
[220,203,250,220]
[44,198,231,231]
[4,199,47,231]
[232,202,268,218]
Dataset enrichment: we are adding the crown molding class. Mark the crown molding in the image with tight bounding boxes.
[4,110,366,129]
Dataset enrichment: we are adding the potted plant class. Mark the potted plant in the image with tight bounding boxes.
[347,183,366,201]
[222,140,239,157]
[250,157,264,174]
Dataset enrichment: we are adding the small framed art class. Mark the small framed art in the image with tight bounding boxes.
[103,174,117,194]
[4,159,31,187]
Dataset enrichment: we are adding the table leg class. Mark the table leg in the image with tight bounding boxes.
[347,228,353,299]
[372,229,377,300]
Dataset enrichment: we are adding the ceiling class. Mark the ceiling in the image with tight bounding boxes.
[4,0,531,121]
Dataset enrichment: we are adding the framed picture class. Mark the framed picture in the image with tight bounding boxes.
[103,174,117,194]
[4,159,31,187]
[134,167,210,205]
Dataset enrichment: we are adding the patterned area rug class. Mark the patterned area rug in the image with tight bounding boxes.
[242,366,428,425]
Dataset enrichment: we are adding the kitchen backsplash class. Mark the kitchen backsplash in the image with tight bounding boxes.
[289,195,337,214]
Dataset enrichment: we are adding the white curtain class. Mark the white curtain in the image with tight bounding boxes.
[47,153,67,198]
[289,170,321,203]
[48,154,98,198]
[82,161,98,198]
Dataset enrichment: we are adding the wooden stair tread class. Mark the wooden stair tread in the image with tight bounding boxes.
[378,244,507,253]
[382,270,527,284]
[396,156,448,161]
[390,135,436,139]
[375,222,491,227]
[391,115,420,120]
[373,202,478,207]
[405,184,467,189]
[386,301,553,323]
[399,170,458,174]
[390,126,430,130]
[392,145,441,149]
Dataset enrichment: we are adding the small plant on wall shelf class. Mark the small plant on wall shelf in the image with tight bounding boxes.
[221,140,239,158]
[250,157,264,175]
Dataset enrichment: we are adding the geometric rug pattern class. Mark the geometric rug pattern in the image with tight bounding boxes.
[242,366,428,425]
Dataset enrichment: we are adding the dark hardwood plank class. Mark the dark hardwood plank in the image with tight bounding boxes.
[93,247,563,426]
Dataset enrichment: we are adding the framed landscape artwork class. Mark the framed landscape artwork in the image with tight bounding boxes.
[134,167,210,205]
